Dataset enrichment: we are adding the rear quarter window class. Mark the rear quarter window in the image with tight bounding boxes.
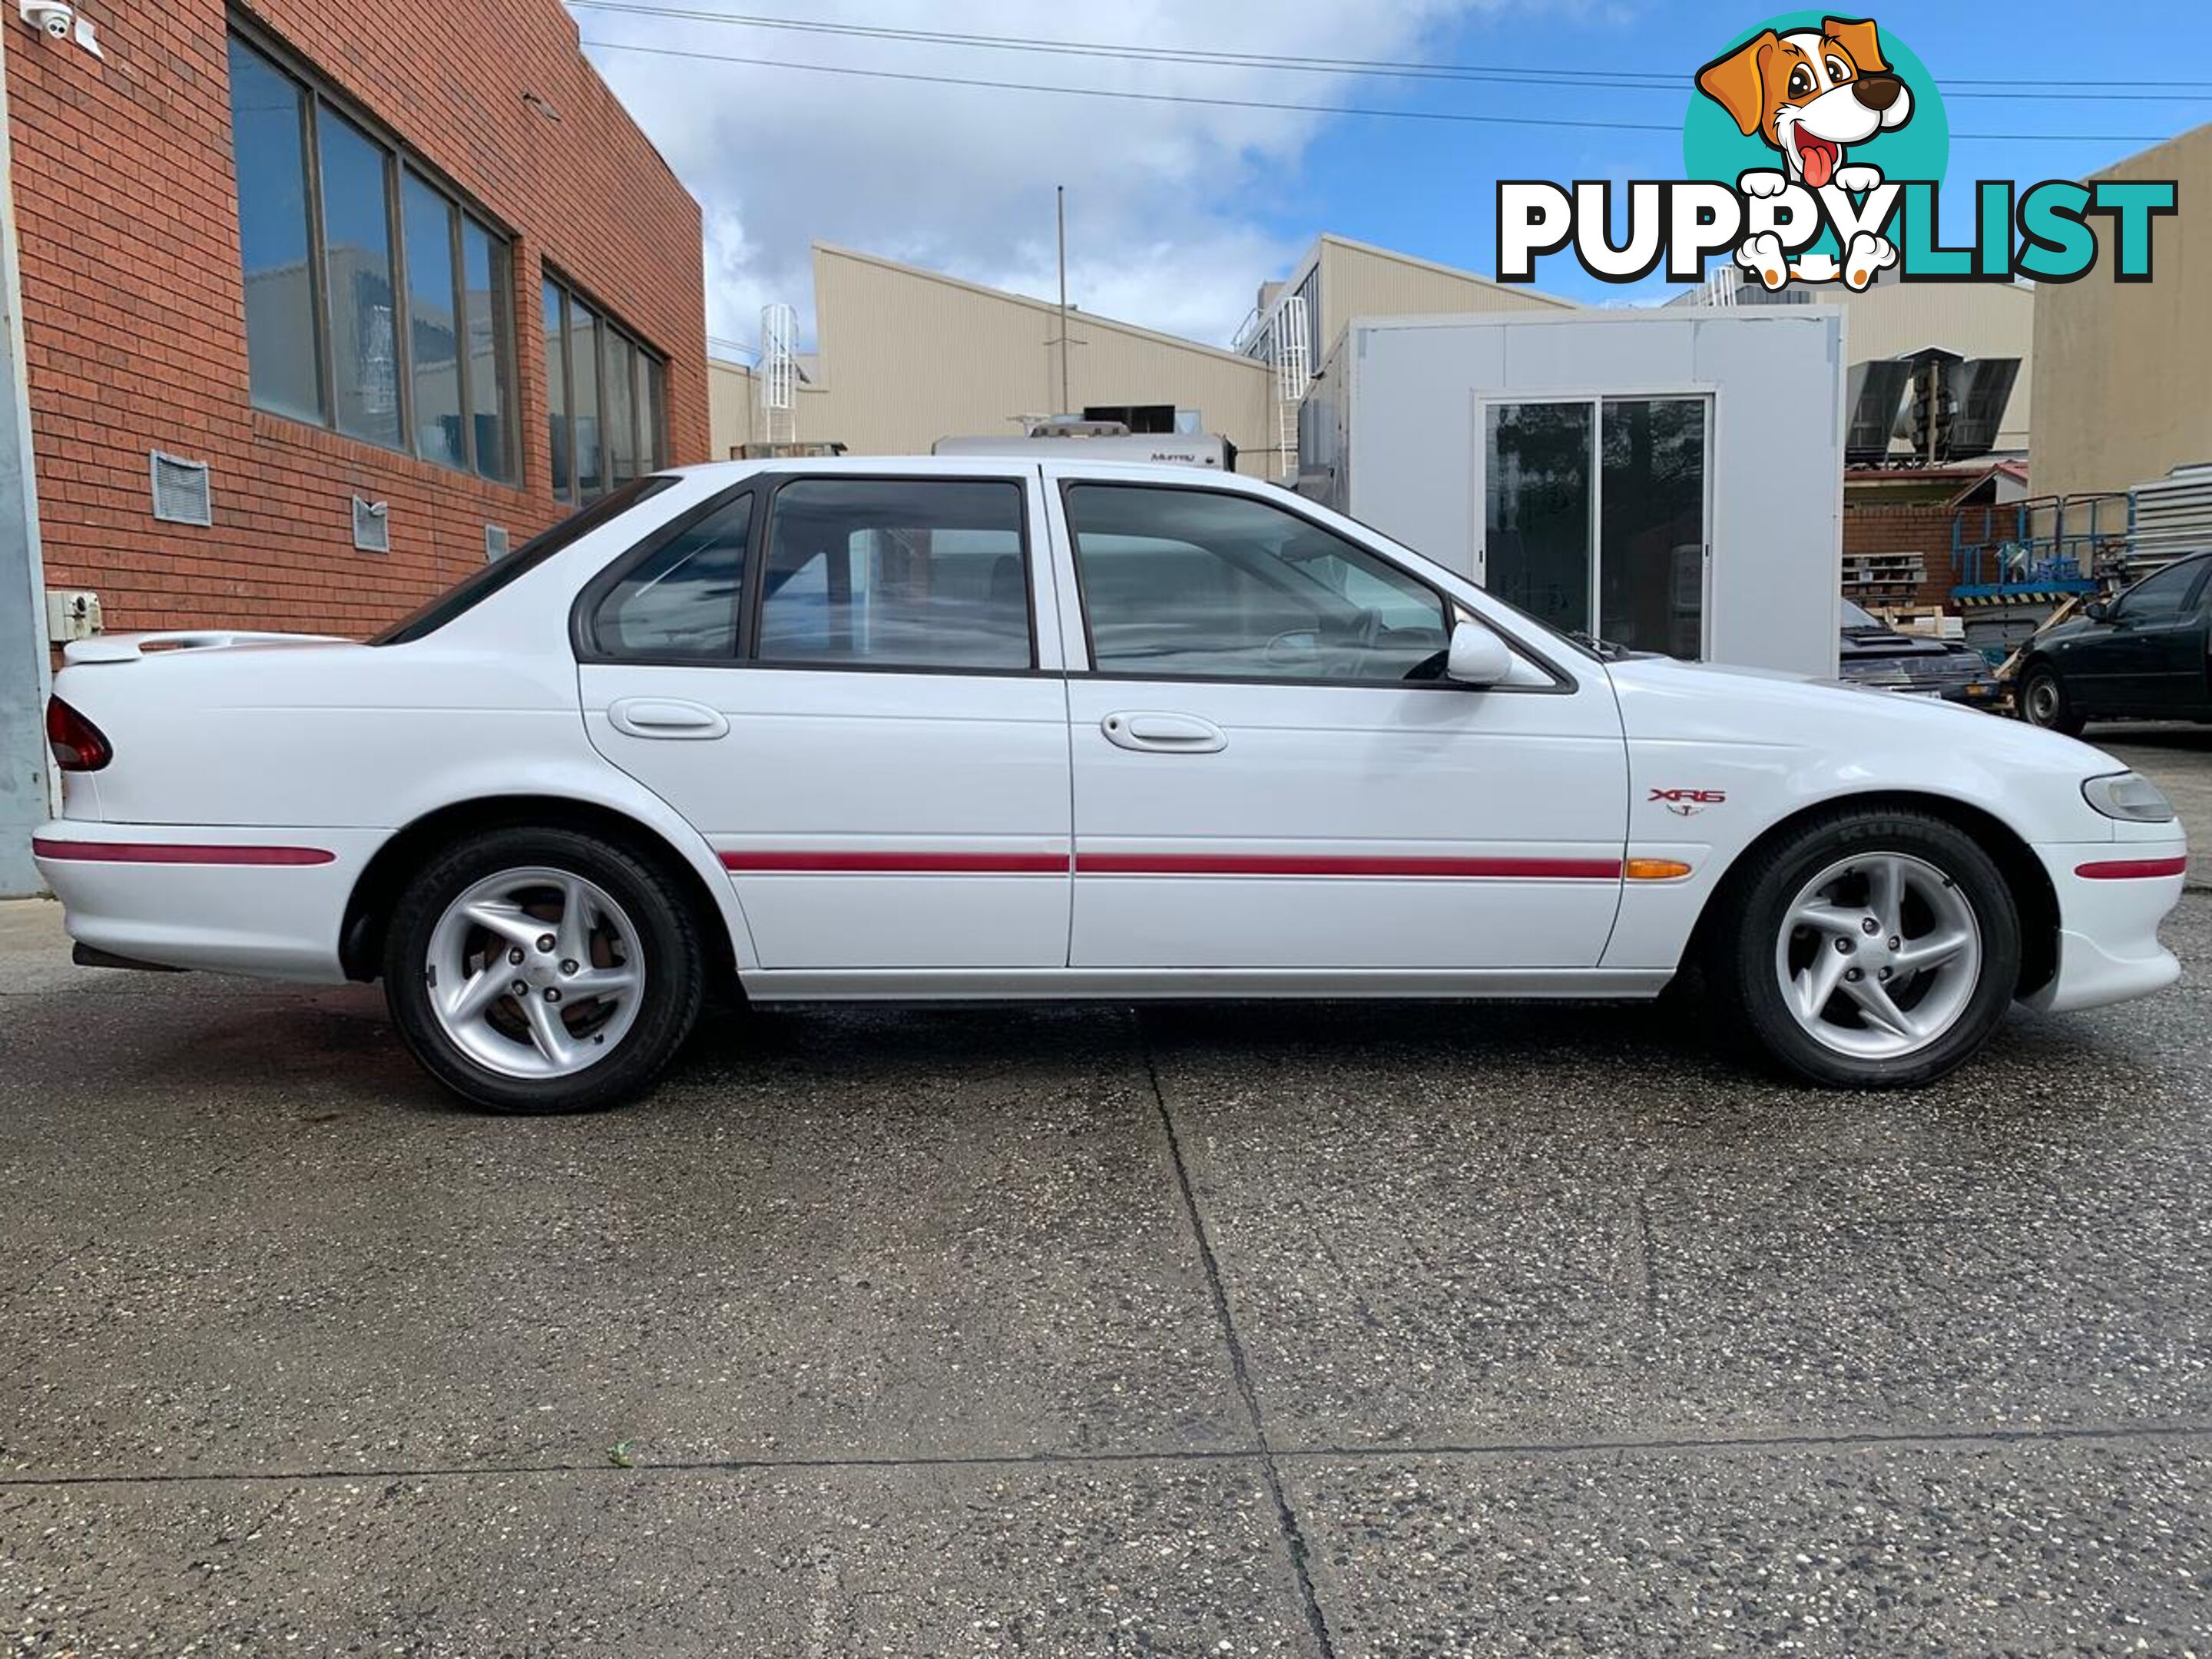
[373,475,677,644]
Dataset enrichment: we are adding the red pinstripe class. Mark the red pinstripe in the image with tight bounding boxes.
[721,849,1622,879]
[32,838,334,867]
[720,850,1068,874]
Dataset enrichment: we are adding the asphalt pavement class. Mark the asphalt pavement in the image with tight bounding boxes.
[2,727,2208,1654]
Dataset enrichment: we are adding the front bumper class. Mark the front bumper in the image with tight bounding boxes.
[2027,837,2189,1014]
[33,821,380,983]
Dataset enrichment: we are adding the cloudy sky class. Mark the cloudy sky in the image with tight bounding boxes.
[568,2,2207,359]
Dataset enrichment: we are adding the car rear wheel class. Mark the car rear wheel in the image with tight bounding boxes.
[1704,808,2022,1088]
[2018,666,2084,736]
[382,826,705,1113]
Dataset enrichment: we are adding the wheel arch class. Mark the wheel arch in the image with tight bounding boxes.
[339,794,743,990]
[1686,790,2060,999]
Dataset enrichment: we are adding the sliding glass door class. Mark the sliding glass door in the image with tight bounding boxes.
[1482,396,1710,659]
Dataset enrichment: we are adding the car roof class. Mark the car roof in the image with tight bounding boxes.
[655,455,1269,488]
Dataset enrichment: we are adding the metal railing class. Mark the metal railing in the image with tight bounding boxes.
[1951,492,2127,597]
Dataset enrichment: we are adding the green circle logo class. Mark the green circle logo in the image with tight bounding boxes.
[1684,13,1948,194]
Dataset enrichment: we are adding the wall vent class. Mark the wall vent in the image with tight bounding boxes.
[351,496,389,554]
[484,523,510,562]
[149,451,213,526]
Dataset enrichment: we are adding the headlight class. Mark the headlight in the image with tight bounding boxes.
[2081,771,2177,823]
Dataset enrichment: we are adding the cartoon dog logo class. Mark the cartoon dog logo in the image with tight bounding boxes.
[1696,16,1913,291]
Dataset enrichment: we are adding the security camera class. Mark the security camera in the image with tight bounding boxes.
[20,2,72,38]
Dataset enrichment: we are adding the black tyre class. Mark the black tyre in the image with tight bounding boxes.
[2018,664,2084,736]
[1703,807,2022,1089]
[382,826,706,1113]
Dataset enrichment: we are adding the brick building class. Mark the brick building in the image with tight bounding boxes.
[5,0,706,638]
[0,0,707,889]
[1842,462,2030,612]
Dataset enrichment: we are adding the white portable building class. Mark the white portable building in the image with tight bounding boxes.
[1300,308,1846,677]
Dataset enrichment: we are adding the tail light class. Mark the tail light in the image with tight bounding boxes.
[45,696,111,772]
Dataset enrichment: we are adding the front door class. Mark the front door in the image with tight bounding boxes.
[2106,561,2212,714]
[2063,559,2210,715]
[579,469,1071,970]
[1481,396,1710,659]
[1048,477,1628,971]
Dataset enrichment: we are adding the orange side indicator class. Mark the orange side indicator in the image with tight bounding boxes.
[1624,858,1694,882]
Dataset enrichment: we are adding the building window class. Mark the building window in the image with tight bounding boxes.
[542,272,669,505]
[225,28,517,482]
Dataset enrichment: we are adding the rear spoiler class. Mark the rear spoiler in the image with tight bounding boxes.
[63,630,346,664]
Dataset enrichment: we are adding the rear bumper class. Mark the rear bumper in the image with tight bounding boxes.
[33,822,379,983]
[1937,679,2002,707]
[2028,838,2188,1015]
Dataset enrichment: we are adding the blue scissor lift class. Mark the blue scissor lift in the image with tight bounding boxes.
[1950,492,2127,671]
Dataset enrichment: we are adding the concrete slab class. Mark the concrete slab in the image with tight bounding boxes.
[1146,899,2212,1450]
[2,877,2204,1647]
[0,1459,1315,1657]
[0,995,1247,1479]
[1289,1437,2212,1656]
[0,895,128,996]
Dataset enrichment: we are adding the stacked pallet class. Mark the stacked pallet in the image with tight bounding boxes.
[1868,604,1965,640]
[1842,550,1927,604]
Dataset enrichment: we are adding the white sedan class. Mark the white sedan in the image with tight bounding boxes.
[36,458,2187,1112]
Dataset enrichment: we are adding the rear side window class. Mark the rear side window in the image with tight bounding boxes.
[373,475,676,644]
[757,477,1031,671]
[587,492,751,658]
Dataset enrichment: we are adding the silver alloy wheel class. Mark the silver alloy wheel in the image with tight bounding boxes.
[1773,852,1984,1061]
[2023,674,2061,726]
[423,866,645,1079]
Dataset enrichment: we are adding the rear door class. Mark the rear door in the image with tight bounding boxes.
[578,465,1071,971]
[1045,474,1628,972]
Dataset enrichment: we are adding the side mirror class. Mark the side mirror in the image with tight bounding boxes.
[1444,619,1514,686]
[2085,599,2112,623]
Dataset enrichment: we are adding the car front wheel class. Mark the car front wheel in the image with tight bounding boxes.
[2018,665,2085,736]
[382,826,706,1113]
[1705,808,2022,1088]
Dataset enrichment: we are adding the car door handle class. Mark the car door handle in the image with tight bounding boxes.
[1102,711,1226,753]
[607,697,729,740]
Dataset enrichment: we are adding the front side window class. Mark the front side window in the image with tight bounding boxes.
[1065,484,1449,682]
[226,30,517,479]
[2116,560,2207,622]
[543,272,667,506]
[588,492,751,659]
[758,478,1031,671]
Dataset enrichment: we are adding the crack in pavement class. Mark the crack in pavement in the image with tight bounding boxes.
[1137,1015,1340,1659]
